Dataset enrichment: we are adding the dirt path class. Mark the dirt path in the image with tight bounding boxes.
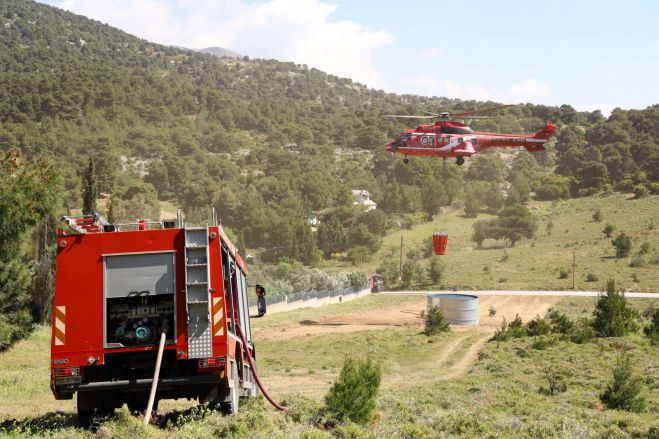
[254,301,425,341]
[254,295,561,342]
[259,295,562,398]
[440,332,492,380]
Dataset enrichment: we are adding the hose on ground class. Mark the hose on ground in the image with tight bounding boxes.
[235,324,287,411]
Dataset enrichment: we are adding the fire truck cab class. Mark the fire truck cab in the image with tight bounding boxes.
[51,215,257,425]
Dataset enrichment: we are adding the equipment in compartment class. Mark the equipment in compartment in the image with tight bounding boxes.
[107,296,174,346]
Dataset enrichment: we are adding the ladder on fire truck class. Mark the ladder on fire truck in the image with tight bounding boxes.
[184,227,213,359]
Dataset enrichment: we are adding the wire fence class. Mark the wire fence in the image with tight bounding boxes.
[264,284,368,307]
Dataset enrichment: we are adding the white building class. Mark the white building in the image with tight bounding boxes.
[352,189,377,212]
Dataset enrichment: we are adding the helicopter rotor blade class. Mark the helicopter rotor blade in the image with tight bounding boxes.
[454,115,493,120]
[423,111,439,116]
[452,104,514,118]
[382,115,437,119]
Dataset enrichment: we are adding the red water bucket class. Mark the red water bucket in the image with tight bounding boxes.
[432,232,448,255]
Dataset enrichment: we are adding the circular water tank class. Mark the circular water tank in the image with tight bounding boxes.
[427,293,479,325]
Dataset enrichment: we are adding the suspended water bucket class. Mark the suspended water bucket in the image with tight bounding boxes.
[432,231,448,255]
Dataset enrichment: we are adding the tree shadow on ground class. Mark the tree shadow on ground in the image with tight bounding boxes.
[0,411,78,434]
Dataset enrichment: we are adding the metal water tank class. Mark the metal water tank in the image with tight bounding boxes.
[427,293,480,325]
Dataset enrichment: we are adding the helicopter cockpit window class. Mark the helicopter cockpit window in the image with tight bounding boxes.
[421,137,428,145]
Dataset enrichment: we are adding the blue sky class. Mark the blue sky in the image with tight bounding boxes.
[41,0,659,113]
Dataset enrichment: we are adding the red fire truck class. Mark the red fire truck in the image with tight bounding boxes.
[51,214,258,425]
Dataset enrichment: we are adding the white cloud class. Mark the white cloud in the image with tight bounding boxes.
[402,75,552,104]
[46,0,394,88]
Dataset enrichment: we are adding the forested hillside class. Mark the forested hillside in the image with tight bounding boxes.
[0,0,658,350]
[1,0,658,263]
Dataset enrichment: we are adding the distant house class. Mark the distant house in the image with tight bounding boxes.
[352,189,377,212]
[307,215,320,226]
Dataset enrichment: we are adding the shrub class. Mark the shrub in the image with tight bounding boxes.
[633,184,649,199]
[401,260,423,287]
[324,357,381,424]
[377,257,399,288]
[629,254,646,268]
[526,316,552,336]
[600,353,645,413]
[603,223,616,238]
[548,310,576,336]
[570,318,596,344]
[427,258,444,284]
[639,241,651,255]
[612,232,632,258]
[643,308,659,345]
[540,367,567,395]
[488,305,497,316]
[424,306,450,335]
[492,319,511,342]
[592,208,603,222]
[506,314,527,338]
[585,273,599,282]
[515,347,529,358]
[346,272,367,287]
[558,268,569,279]
[592,280,639,337]
[531,336,556,350]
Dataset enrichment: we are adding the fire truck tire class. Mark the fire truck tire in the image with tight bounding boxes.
[127,397,158,415]
[220,362,240,416]
[77,392,115,428]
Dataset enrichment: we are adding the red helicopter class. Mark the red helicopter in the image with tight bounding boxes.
[385,104,557,165]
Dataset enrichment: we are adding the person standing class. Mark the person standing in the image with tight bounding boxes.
[255,284,267,316]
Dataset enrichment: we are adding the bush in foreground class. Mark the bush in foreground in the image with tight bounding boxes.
[323,357,381,425]
[423,306,451,335]
[601,353,645,413]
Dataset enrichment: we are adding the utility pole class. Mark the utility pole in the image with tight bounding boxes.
[399,235,403,280]
[572,250,576,290]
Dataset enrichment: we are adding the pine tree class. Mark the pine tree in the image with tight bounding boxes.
[82,158,97,216]
[324,357,381,424]
[601,352,645,412]
[592,280,639,337]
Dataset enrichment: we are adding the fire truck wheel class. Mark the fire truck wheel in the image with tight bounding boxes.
[220,362,240,416]
[77,392,115,428]
[127,397,157,415]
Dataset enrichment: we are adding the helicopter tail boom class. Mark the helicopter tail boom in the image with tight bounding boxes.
[532,123,558,140]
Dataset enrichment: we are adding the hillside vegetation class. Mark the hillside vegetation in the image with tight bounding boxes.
[0,0,657,348]
[352,192,658,292]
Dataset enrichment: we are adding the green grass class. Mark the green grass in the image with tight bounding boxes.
[347,193,659,292]
[1,295,658,438]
